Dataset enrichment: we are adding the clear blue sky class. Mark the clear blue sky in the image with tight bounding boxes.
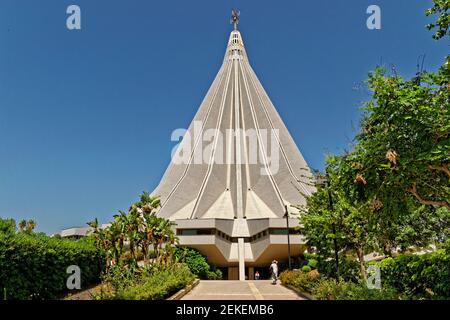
[0,1,447,234]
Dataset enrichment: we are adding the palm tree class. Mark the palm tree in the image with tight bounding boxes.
[114,209,141,264]
[97,228,113,271]
[108,221,124,265]
[160,221,177,265]
[140,192,161,214]
[26,219,36,232]
[128,209,142,263]
[86,193,174,272]
[153,218,177,263]
[87,218,99,231]
[137,194,161,265]
[111,217,126,263]
[18,219,27,232]
[140,212,158,264]
[124,193,162,265]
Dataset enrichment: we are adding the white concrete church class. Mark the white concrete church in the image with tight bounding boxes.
[152,11,316,280]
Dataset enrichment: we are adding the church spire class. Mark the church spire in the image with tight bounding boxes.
[230,8,240,30]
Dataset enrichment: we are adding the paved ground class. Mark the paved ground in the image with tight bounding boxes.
[63,283,108,300]
[181,280,305,300]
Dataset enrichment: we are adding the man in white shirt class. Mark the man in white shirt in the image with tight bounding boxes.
[270,260,278,284]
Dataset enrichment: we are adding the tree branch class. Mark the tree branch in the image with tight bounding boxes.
[407,182,450,209]
[429,164,450,178]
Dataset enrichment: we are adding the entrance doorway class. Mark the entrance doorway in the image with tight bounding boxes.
[226,266,271,280]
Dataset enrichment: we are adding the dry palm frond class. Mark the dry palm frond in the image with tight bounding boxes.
[355,173,367,185]
[385,149,398,165]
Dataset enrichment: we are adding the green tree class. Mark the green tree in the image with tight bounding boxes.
[298,155,378,280]
[299,1,449,280]
[87,218,99,232]
[87,192,177,272]
[426,0,450,39]
[174,247,212,278]
[358,63,449,211]
[135,192,161,264]
[0,218,16,235]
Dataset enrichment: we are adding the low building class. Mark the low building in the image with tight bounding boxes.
[55,224,110,239]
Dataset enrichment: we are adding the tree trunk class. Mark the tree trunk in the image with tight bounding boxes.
[130,240,136,261]
[356,247,367,281]
[114,247,119,265]
[142,243,148,265]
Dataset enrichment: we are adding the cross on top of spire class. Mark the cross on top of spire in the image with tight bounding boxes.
[230,9,240,30]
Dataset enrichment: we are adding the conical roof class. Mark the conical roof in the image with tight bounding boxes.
[153,29,315,220]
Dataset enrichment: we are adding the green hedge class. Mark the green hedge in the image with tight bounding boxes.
[0,232,105,300]
[374,249,450,299]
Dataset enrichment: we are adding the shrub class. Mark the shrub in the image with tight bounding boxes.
[374,249,450,299]
[280,269,322,293]
[206,268,223,280]
[312,278,399,300]
[311,278,353,300]
[174,247,221,279]
[307,258,318,268]
[301,265,312,272]
[0,232,105,299]
[0,218,16,235]
[316,256,361,282]
[342,283,400,300]
[280,269,400,300]
[105,264,195,300]
[102,264,138,291]
[120,249,145,263]
[289,253,319,272]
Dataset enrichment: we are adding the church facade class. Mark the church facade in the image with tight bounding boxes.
[152,13,315,280]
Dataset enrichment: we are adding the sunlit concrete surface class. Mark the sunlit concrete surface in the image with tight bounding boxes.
[181,280,305,300]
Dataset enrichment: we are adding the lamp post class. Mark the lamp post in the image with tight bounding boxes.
[284,205,292,270]
[316,172,340,280]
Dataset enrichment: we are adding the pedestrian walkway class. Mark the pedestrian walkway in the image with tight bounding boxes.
[181,280,305,300]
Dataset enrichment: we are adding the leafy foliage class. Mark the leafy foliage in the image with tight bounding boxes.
[0,231,104,300]
[85,192,200,300]
[374,247,450,299]
[174,247,222,280]
[297,1,450,283]
[280,269,400,300]
[316,255,361,282]
[358,64,450,211]
[280,269,322,294]
[298,156,379,280]
[426,0,450,39]
[97,263,195,300]
[88,192,176,271]
[0,218,16,236]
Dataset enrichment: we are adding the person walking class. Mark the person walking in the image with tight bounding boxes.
[255,271,260,280]
[269,260,278,284]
